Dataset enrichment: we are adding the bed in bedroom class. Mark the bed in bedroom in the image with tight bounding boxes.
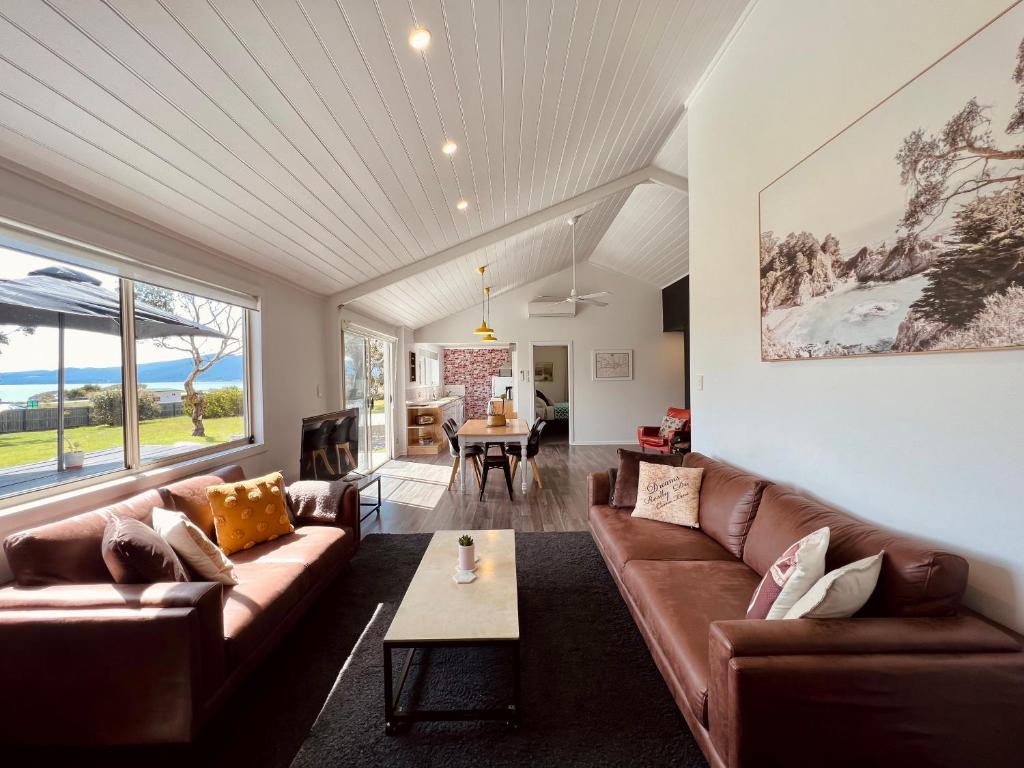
[535,391,569,422]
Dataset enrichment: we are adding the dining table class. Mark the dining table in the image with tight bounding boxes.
[456,418,531,493]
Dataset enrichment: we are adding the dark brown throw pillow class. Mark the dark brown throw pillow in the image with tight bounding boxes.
[610,449,684,509]
[101,515,189,584]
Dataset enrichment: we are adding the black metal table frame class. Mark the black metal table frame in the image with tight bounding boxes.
[343,471,382,523]
[383,637,521,734]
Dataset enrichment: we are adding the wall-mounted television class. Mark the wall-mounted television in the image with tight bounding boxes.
[300,408,359,481]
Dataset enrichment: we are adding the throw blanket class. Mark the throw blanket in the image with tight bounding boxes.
[286,479,347,524]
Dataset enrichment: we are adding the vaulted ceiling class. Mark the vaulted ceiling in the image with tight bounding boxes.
[0,0,747,327]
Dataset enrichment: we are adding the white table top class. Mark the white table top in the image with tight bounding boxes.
[384,529,519,643]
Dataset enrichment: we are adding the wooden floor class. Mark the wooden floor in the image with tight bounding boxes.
[360,438,625,535]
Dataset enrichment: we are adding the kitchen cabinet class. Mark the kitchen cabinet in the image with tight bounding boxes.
[406,396,464,456]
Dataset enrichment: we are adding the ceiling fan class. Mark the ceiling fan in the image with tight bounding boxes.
[532,214,611,307]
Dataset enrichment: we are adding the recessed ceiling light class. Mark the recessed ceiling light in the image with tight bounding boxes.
[409,27,431,50]
[442,140,458,155]
[456,199,469,211]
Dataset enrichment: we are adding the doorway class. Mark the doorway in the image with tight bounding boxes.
[530,342,572,443]
[343,329,393,471]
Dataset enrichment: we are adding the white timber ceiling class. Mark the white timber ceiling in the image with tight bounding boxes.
[655,112,688,177]
[350,188,630,328]
[0,0,747,326]
[588,180,688,289]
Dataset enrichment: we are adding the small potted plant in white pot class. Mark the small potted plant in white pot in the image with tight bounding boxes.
[63,438,85,469]
[458,534,475,572]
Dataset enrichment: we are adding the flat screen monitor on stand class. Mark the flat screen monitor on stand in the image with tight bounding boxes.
[299,409,359,481]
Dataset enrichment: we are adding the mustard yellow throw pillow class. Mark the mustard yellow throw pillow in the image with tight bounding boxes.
[207,472,294,555]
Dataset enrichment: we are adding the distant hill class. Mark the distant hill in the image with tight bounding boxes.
[0,354,243,385]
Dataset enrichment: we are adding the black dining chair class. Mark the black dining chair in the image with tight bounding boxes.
[507,419,546,489]
[478,442,514,501]
[443,421,482,491]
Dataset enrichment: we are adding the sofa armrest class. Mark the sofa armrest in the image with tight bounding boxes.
[0,582,225,745]
[287,480,361,552]
[708,617,1024,768]
[588,471,611,507]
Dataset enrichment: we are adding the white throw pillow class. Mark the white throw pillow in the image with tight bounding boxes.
[152,507,238,585]
[746,527,830,620]
[631,463,703,528]
[784,551,884,619]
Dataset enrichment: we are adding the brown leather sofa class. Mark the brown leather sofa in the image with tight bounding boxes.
[0,465,360,745]
[589,452,1024,768]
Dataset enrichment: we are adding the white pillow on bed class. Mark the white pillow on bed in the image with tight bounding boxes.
[535,396,545,409]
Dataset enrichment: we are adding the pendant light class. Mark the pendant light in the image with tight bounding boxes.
[472,266,495,335]
[481,286,498,342]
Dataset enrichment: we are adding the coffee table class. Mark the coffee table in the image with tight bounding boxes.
[383,529,520,733]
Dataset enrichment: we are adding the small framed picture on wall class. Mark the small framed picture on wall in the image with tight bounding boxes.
[592,349,633,381]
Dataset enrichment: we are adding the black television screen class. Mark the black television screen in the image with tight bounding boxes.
[300,409,359,481]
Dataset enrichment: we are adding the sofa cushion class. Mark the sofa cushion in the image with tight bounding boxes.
[207,472,294,556]
[623,560,760,727]
[683,453,769,559]
[101,515,190,584]
[222,560,312,670]
[152,507,238,585]
[164,465,246,539]
[591,506,737,574]
[3,489,165,586]
[611,449,683,508]
[744,485,969,617]
[230,525,350,585]
[631,465,703,528]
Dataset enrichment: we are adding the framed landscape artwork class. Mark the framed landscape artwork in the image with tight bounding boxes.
[534,362,553,382]
[759,2,1024,361]
[592,349,632,381]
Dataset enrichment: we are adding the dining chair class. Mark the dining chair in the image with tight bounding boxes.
[478,442,514,501]
[507,419,546,489]
[443,421,482,491]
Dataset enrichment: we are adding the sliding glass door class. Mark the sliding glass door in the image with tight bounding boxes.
[343,329,392,472]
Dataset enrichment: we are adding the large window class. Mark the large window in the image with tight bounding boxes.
[0,244,255,502]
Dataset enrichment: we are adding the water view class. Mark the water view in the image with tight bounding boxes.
[0,380,243,404]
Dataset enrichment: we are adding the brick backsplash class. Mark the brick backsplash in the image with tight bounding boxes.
[443,348,511,419]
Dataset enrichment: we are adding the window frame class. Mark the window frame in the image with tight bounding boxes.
[0,235,260,509]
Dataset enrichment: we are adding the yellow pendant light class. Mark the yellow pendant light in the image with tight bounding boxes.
[481,284,498,341]
[472,266,495,335]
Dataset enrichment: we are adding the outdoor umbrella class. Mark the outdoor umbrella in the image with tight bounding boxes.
[0,266,227,469]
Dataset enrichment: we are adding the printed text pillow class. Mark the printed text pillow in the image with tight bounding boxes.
[631,464,703,528]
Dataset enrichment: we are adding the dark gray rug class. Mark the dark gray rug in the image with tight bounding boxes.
[291,532,707,768]
[9,532,706,768]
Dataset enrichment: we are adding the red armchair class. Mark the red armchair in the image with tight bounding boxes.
[638,407,690,454]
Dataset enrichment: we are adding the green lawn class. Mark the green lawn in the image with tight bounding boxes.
[0,415,244,468]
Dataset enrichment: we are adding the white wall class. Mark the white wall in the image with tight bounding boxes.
[415,263,684,443]
[688,0,1024,631]
[533,345,569,403]
[0,161,329,577]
